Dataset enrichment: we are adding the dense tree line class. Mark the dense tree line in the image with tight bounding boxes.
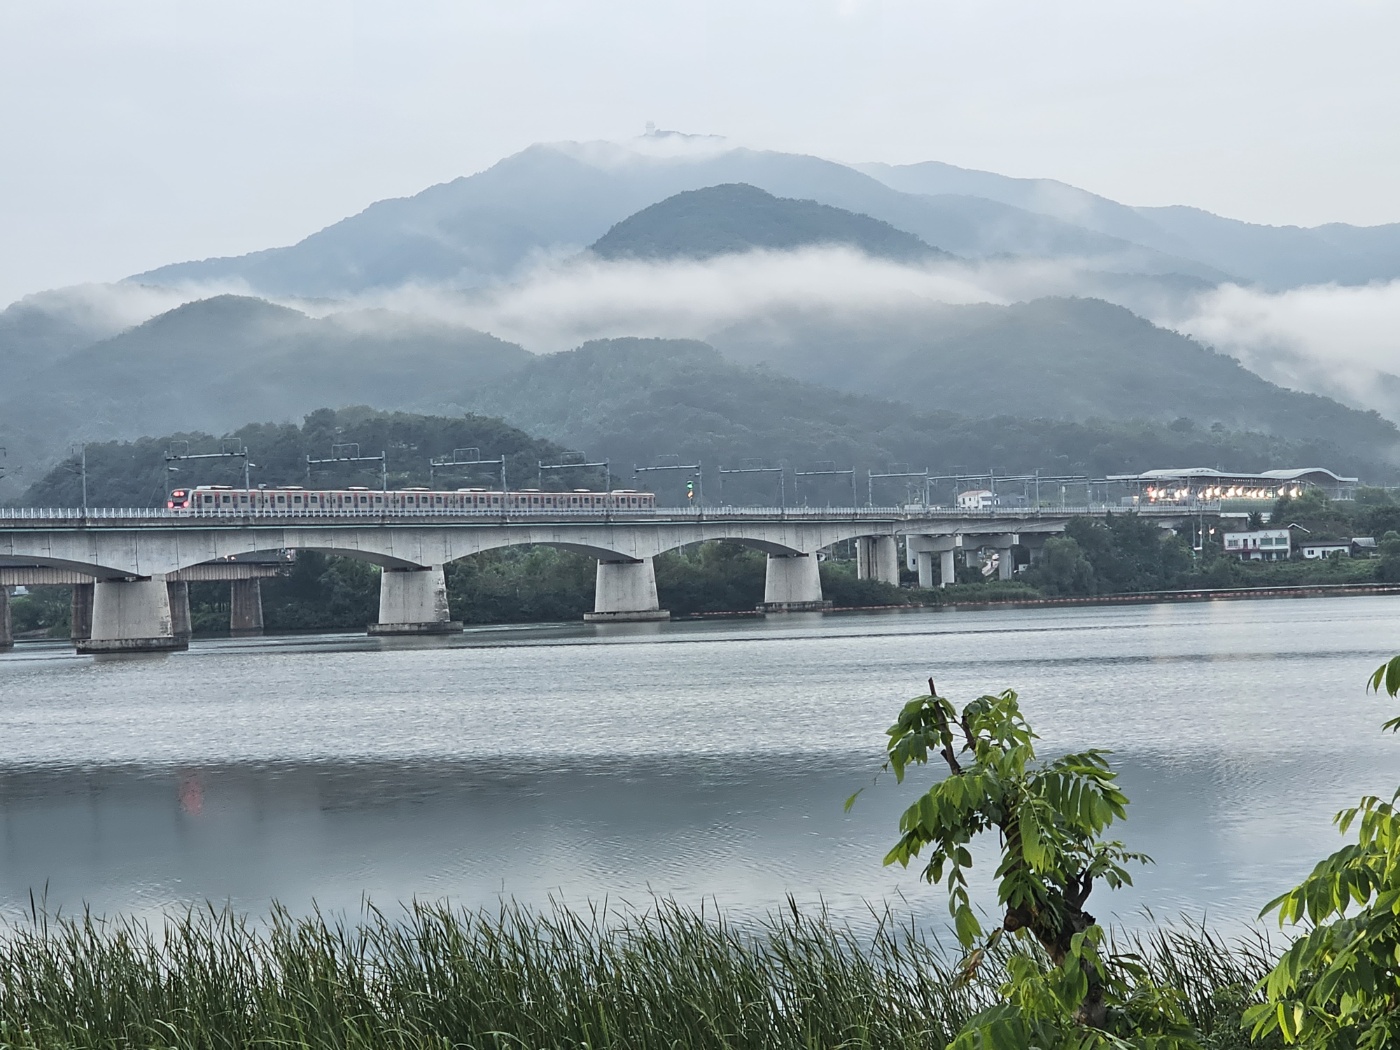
[460,337,1394,495]
[15,407,608,508]
[1022,489,1400,597]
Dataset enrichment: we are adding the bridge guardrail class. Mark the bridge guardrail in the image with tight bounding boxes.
[0,502,1220,528]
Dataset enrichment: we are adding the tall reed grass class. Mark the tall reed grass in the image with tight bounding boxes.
[0,899,1277,1049]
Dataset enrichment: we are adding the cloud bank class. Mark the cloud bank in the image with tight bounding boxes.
[1167,280,1400,420]
[16,247,1400,429]
[348,248,1122,351]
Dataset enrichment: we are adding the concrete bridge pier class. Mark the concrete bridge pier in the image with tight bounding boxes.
[78,576,186,654]
[230,579,264,636]
[369,565,462,635]
[760,553,831,612]
[908,536,961,588]
[1020,535,1049,565]
[585,557,669,622]
[940,548,958,587]
[0,587,12,650]
[989,534,1020,581]
[915,550,935,589]
[71,582,94,643]
[855,536,900,585]
[167,581,192,644]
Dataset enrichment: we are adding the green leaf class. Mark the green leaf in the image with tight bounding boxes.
[953,902,982,947]
[1367,654,1400,697]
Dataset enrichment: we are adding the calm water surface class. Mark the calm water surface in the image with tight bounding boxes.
[1,597,1398,934]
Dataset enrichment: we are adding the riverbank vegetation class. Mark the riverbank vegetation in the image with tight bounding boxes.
[4,660,1398,1046]
[0,899,1276,1050]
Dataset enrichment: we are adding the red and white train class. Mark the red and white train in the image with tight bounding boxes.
[168,485,657,514]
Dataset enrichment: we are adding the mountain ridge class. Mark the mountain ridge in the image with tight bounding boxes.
[588,183,950,262]
[128,141,1229,297]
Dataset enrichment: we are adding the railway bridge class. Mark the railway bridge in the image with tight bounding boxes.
[0,504,1202,652]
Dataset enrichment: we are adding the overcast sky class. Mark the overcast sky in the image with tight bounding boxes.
[2,0,1397,307]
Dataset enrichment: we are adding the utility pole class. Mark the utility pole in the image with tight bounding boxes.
[429,447,506,491]
[793,462,856,508]
[867,467,927,507]
[634,455,703,506]
[306,443,386,491]
[538,450,609,494]
[429,447,508,517]
[717,461,785,507]
[164,442,253,496]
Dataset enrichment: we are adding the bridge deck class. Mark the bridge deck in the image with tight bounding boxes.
[0,503,1210,529]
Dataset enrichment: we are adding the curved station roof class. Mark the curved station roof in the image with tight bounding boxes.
[1105,467,1359,502]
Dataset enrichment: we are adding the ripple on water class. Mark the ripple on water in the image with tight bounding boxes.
[0,597,1398,932]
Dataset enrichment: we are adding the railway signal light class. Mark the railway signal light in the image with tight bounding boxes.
[686,480,695,500]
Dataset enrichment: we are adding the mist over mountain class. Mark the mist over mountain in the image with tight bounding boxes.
[4,281,1397,505]
[707,296,1399,453]
[0,294,526,495]
[0,283,186,386]
[130,140,1225,297]
[589,184,948,263]
[860,160,1400,290]
[8,135,1400,501]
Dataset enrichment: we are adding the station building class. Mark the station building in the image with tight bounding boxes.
[1106,467,1359,505]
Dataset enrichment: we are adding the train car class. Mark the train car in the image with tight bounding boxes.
[168,485,657,514]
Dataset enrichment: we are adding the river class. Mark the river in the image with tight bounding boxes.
[1,597,1398,935]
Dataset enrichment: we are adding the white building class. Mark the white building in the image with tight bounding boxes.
[1222,528,1292,561]
[1299,541,1351,560]
[956,489,997,510]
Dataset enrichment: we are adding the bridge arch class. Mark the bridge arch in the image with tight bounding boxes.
[181,544,427,571]
[439,537,640,564]
[650,535,805,558]
[0,554,133,581]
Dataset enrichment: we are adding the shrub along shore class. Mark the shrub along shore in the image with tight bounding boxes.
[0,900,1277,1050]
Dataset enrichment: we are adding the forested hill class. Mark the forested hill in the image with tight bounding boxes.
[457,338,1384,496]
[707,296,1400,455]
[6,289,1399,502]
[588,184,950,262]
[17,382,1380,512]
[18,408,606,509]
[0,294,530,496]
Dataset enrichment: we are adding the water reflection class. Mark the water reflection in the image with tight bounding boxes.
[0,597,1398,932]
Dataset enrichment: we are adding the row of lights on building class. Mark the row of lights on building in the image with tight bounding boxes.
[1143,485,1306,502]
